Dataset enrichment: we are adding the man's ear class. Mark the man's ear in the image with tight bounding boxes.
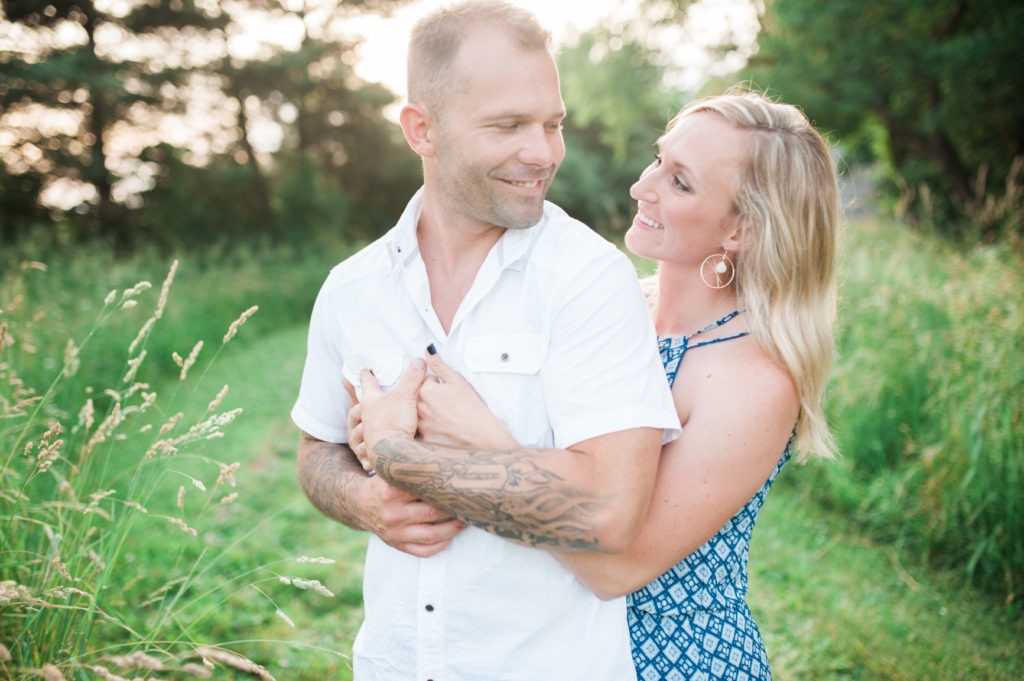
[399,103,437,158]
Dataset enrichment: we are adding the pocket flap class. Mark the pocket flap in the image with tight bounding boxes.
[343,350,405,398]
[464,333,545,374]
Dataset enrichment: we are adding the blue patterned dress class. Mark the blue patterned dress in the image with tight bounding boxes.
[627,312,791,681]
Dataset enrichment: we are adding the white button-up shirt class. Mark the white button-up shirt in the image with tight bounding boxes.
[292,189,680,681]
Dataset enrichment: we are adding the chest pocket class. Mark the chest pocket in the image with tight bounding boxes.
[463,333,546,443]
[342,350,405,402]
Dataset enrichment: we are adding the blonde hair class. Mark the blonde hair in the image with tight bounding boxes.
[407,1,551,118]
[668,89,840,459]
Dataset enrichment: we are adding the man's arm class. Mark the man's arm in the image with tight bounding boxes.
[296,430,466,557]
[359,361,663,553]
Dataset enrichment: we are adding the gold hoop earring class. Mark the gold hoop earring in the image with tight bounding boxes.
[700,251,735,289]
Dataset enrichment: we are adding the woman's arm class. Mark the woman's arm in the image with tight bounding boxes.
[357,355,664,553]
[555,349,800,598]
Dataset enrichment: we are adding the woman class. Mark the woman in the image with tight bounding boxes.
[356,90,840,679]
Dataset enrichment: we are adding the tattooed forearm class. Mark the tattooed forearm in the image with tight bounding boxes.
[372,437,604,551]
[297,435,371,531]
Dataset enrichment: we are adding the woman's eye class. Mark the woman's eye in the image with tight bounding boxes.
[653,153,663,167]
[673,176,691,192]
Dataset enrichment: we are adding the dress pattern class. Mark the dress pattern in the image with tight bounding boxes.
[628,312,791,681]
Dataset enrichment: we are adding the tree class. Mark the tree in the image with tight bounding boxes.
[0,0,229,245]
[0,0,418,249]
[210,0,419,242]
[552,24,684,234]
[739,0,1024,241]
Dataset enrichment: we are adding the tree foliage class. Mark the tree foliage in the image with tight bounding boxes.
[0,0,418,250]
[552,26,683,234]
[739,0,1024,242]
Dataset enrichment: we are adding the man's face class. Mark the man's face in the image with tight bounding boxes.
[431,28,566,231]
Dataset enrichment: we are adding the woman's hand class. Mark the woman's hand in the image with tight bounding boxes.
[418,349,519,450]
[343,380,372,472]
[358,358,427,469]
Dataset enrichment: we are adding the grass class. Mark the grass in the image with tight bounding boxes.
[2,212,1022,679]
[817,217,1023,604]
[71,316,1022,681]
[750,472,1023,680]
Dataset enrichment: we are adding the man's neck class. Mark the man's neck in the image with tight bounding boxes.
[417,206,507,334]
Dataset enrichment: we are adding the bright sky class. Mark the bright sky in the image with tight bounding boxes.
[346,0,634,97]
[345,0,759,98]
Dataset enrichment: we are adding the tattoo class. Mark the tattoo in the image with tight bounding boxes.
[297,437,370,531]
[373,438,603,550]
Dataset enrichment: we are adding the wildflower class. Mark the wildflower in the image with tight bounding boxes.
[128,317,155,356]
[178,341,203,381]
[177,485,185,510]
[82,403,123,458]
[122,350,147,384]
[297,556,336,564]
[280,577,334,598]
[85,550,106,569]
[194,648,275,681]
[89,665,127,681]
[41,664,68,681]
[206,385,229,412]
[78,398,95,431]
[62,338,80,377]
[89,489,117,504]
[121,281,152,301]
[166,517,197,536]
[42,421,62,442]
[180,662,212,677]
[275,608,296,628]
[37,438,63,473]
[223,305,258,344]
[191,477,207,492]
[219,492,238,505]
[157,412,183,436]
[216,461,239,487]
[105,651,165,671]
[123,501,148,514]
[155,259,178,319]
[50,559,72,581]
[0,580,31,604]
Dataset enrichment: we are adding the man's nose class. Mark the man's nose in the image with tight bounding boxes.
[518,125,563,167]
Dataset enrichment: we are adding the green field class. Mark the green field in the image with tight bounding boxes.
[1,215,1021,680]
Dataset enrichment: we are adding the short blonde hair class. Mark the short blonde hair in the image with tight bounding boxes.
[407,0,551,118]
[669,89,841,459]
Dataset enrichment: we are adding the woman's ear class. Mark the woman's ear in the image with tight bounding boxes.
[722,219,754,254]
[399,103,437,158]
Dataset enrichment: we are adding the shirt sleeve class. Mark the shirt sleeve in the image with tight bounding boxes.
[290,283,350,444]
[541,250,681,450]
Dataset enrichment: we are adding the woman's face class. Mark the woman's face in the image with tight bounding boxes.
[624,112,749,266]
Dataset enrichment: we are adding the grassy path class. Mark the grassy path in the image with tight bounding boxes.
[207,324,1022,681]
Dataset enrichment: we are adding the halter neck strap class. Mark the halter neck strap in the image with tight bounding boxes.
[659,310,748,388]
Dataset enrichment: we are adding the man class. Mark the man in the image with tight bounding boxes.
[291,2,679,679]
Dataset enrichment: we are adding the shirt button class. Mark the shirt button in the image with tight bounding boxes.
[500,352,509,361]
[425,604,434,612]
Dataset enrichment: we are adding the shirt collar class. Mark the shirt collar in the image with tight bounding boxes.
[385,187,544,275]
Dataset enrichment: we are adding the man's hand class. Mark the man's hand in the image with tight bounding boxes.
[366,475,467,557]
[359,358,427,468]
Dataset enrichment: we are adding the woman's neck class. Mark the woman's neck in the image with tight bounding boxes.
[652,262,741,338]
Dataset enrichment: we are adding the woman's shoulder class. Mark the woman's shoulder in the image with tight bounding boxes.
[680,337,797,415]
